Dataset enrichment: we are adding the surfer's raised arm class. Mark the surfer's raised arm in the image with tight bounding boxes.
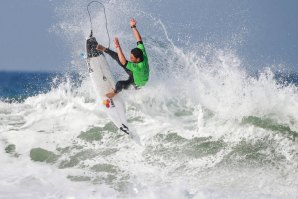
[130,18,142,42]
[96,17,149,99]
[114,38,127,66]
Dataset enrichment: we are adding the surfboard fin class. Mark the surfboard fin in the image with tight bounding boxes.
[120,124,130,135]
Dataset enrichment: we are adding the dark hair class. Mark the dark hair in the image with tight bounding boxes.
[131,48,144,62]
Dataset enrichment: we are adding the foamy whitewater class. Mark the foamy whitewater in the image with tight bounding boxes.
[1,0,298,198]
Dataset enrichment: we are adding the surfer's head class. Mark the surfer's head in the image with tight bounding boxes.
[130,48,143,63]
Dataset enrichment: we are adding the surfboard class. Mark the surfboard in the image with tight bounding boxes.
[86,36,130,135]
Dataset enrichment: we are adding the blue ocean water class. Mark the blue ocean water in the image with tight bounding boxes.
[1,71,297,101]
[0,71,81,102]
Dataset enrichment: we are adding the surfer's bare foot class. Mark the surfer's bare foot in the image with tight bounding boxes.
[106,90,117,98]
[96,44,106,52]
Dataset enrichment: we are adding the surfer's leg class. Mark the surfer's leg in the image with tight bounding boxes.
[115,81,132,93]
[104,48,132,76]
[104,48,124,67]
[115,75,134,93]
[106,75,134,98]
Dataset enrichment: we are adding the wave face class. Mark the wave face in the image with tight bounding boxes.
[1,1,298,198]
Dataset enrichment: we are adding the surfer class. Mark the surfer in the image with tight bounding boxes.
[96,18,149,98]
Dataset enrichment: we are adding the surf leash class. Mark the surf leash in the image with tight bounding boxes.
[87,1,111,49]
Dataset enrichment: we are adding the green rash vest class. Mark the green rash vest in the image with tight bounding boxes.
[126,42,149,86]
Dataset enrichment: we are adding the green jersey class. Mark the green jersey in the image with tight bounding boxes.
[126,42,149,86]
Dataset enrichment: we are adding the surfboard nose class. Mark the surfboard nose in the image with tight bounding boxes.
[86,37,102,58]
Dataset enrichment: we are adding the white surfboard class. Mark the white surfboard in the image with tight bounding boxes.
[86,36,130,135]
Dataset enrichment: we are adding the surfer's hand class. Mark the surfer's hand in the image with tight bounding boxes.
[114,38,120,48]
[130,18,136,27]
[96,44,106,52]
